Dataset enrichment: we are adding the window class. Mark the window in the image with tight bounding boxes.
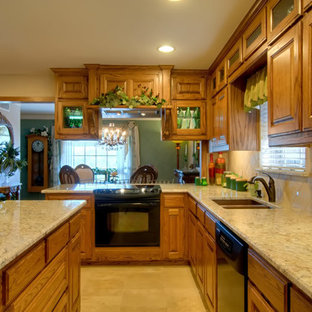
[260,102,309,175]
[60,141,130,182]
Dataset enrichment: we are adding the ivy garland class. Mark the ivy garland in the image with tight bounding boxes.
[90,86,166,109]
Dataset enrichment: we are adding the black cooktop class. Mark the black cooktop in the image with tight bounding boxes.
[94,185,161,201]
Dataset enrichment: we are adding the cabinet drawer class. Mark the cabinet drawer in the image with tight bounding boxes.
[188,196,197,216]
[196,204,205,225]
[248,249,288,312]
[204,211,216,239]
[46,223,69,263]
[8,247,68,312]
[290,286,312,312]
[70,213,81,238]
[163,194,184,208]
[53,290,69,312]
[4,242,46,305]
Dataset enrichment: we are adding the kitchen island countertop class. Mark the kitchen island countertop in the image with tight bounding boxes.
[0,200,86,270]
[42,183,312,299]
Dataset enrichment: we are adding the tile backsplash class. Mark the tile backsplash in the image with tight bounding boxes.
[228,150,312,210]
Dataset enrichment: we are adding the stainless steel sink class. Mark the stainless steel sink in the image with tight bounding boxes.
[212,199,271,209]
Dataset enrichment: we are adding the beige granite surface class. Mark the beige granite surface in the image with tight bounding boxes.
[0,200,85,270]
[42,183,312,299]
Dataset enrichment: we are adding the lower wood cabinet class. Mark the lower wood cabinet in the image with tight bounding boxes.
[203,231,217,312]
[187,197,217,311]
[45,193,94,261]
[248,281,275,312]
[188,210,197,272]
[1,212,81,312]
[290,286,312,312]
[162,194,186,260]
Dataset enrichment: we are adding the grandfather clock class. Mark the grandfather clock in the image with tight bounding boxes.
[27,134,49,192]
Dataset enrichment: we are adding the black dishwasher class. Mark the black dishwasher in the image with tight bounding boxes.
[216,221,248,312]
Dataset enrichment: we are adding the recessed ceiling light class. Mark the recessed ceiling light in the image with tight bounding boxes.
[158,45,175,53]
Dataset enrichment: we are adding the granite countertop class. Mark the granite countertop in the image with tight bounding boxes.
[42,183,312,299]
[0,200,85,270]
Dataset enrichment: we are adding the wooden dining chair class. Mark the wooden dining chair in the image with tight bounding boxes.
[130,165,158,184]
[75,164,94,183]
[59,165,80,184]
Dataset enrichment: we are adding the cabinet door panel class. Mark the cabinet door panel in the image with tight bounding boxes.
[172,75,206,100]
[290,287,312,312]
[188,212,197,272]
[243,8,267,60]
[80,209,92,260]
[196,221,205,292]
[248,282,275,312]
[162,207,185,259]
[99,74,128,94]
[69,233,81,312]
[212,88,228,142]
[57,76,88,99]
[226,39,243,76]
[267,0,301,43]
[303,12,312,131]
[203,232,216,312]
[303,0,312,10]
[268,23,301,135]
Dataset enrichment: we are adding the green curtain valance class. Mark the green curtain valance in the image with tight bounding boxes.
[244,66,267,112]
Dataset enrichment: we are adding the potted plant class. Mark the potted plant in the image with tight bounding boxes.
[0,142,27,184]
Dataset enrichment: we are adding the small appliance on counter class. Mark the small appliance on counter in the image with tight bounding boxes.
[94,185,161,247]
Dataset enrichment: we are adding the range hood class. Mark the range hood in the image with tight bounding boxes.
[100,107,161,120]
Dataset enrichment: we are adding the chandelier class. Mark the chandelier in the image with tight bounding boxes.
[100,123,127,148]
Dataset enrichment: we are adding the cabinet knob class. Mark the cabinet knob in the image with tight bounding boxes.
[309,115,312,119]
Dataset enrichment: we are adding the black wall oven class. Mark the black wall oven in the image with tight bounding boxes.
[94,185,161,247]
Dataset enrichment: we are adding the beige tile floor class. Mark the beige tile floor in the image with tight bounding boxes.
[81,265,207,312]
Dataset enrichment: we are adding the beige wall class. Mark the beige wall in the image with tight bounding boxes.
[0,104,21,184]
[228,150,312,210]
[0,73,55,97]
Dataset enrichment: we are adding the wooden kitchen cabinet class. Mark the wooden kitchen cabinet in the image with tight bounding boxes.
[56,75,88,99]
[203,231,217,312]
[171,71,206,100]
[290,286,312,312]
[243,7,267,60]
[210,71,217,98]
[188,209,197,273]
[196,221,205,292]
[162,194,186,260]
[267,22,302,137]
[303,11,312,132]
[69,233,81,312]
[226,39,243,76]
[211,87,228,145]
[45,193,94,261]
[216,60,227,92]
[248,249,288,312]
[248,281,275,312]
[303,0,312,11]
[267,0,302,43]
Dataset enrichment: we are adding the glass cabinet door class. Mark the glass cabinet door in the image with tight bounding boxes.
[173,101,207,138]
[226,39,243,76]
[57,101,87,135]
[267,0,301,43]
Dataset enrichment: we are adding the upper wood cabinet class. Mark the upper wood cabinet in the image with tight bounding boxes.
[267,22,301,136]
[303,0,312,11]
[210,71,217,98]
[172,72,206,100]
[267,0,302,43]
[243,7,267,60]
[290,286,312,312]
[211,87,228,145]
[56,75,88,99]
[99,71,162,98]
[303,11,312,132]
[216,60,227,92]
[52,69,99,140]
[226,39,243,76]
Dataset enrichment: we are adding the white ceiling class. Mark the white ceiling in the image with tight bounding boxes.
[0,0,254,75]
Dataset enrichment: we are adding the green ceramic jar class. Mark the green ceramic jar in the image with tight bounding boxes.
[236,178,248,192]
